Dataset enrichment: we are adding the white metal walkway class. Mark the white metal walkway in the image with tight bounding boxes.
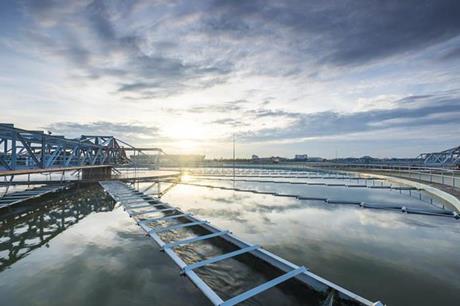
[100,180,384,306]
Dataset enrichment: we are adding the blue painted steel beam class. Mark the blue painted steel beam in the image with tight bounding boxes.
[162,230,230,249]
[149,220,208,234]
[220,266,307,306]
[0,124,140,171]
[130,207,177,217]
[182,245,259,273]
[139,213,192,225]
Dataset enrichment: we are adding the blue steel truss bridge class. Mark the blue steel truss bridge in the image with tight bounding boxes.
[0,123,163,173]
[0,123,171,209]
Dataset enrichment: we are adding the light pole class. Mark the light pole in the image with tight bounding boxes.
[232,133,236,182]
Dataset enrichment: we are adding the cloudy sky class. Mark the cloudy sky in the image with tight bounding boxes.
[1,0,459,158]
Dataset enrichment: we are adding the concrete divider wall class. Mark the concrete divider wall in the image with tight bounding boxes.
[350,171,460,213]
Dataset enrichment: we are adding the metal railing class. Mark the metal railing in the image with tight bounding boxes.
[320,164,460,190]
[182,163,460,190]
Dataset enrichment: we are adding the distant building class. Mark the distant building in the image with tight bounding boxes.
[250,155,285,164]
[130,154,160,168]
[160,154,205,166]
[294,154,308,161]
[307,157,324,162]
[131,153,206,167]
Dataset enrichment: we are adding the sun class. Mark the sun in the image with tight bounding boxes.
[177,140,197,153]
[164,120,212,153]
[167,121,204,140]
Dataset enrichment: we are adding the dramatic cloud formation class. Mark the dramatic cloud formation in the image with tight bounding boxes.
[240,92,460,141]
[0,0,459,157]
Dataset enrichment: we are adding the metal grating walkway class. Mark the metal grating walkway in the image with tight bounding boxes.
[100,180,384,306]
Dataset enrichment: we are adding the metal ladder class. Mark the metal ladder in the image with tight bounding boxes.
[100,180,384,306]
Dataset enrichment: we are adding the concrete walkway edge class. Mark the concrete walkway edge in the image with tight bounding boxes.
[356,172,460,213]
